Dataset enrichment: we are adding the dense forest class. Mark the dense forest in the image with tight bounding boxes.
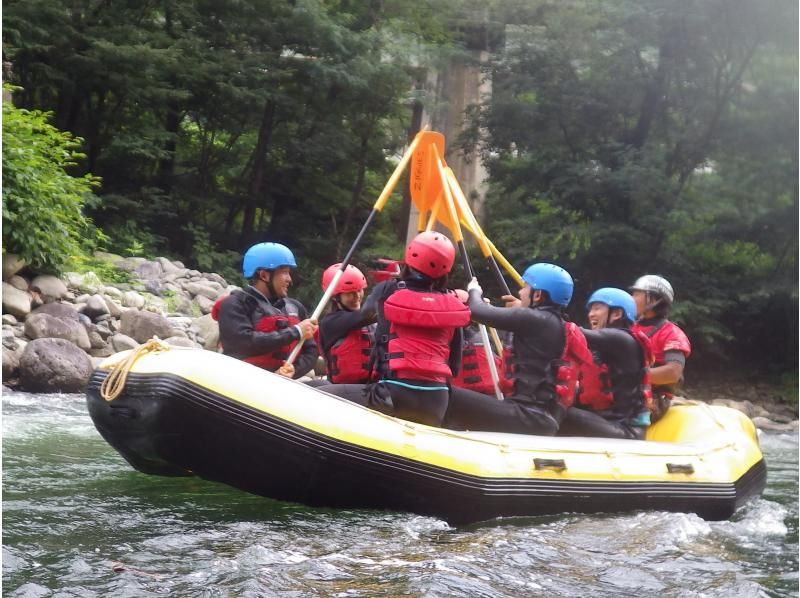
[3,0,797,384]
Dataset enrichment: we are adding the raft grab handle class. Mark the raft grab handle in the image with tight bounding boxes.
[533,458,567,472]
[666,463,695,474]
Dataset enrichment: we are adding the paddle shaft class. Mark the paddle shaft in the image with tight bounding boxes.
[284,133,423,368]
[433,147,503,400]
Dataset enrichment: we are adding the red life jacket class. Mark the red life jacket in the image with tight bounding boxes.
[383,288,471,383]
[576,356,614,411]
[577,328,655,412]
[242,312,301,371]
[326,326,375,384]
[550,321,594,410]
[631,328,655,413]
[452,341,503,395]
[500,344,515,395]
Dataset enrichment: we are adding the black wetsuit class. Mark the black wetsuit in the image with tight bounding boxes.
[443,290,569,436]
[217,286,318,379]
[324,279,464,427]
[558,327,649,440]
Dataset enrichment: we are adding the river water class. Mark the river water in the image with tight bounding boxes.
[2,390,797,597]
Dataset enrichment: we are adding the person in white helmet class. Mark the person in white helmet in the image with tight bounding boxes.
[629,274,691,422]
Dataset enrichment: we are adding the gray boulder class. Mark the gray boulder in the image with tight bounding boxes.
[8,275,28,291]
[2,314,18,325]
[136,261,164,281]
[24,313,92,351]
[163,336,198,348]
[2,254,26,280]
[194,294,215,315]
[3,345,20,380]
[111,333,139,352]
[19,338,93,393]
[31,275,68,302]
[30,302,81,322]
[183,281,223,300]
[2,283,31,318]
[83,294,111,320]
[63,271,104,295]
[191,314,220,350]
[156,257,183,275]
[122,291,145,309]
[120,309,176,343]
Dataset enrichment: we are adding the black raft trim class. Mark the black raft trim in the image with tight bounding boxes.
[86,370,765,523]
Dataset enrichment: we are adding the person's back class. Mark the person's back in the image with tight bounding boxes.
[629,275,691,421]
[324,232,470,427]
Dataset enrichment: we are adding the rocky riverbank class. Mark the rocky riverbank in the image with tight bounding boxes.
[2,251,797,432]
[2,251,234,393]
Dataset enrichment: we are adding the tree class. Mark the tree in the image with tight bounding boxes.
[2,89,101,272]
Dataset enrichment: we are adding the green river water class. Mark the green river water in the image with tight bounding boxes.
[2,390,798,597]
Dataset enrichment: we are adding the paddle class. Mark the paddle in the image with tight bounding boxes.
[408,132,446,232]
[432,146,504,401]
[283,130,427,369]
[408,145,523,288]
[444,168,516,296]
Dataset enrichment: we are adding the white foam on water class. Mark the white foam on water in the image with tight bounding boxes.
[712,499,789,542]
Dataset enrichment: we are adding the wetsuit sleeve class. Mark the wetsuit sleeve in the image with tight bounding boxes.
[467,289,547,334]
[319,310,375,353]
[217,293,298,358]
[582,328,616,354]
[291,301,319,379]
[361,281,393,320]
[662,349,686,367]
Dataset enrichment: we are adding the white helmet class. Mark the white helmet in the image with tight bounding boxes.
[630,275,674,305]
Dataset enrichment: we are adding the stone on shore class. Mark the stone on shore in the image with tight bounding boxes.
[120,310,178,343]
[24,312,92,351]
[30,275,68,303]
[2,283,31,318]
[2,254,26,280]
[19,338,93,393]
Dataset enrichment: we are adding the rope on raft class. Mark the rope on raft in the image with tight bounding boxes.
[100,337,169,402]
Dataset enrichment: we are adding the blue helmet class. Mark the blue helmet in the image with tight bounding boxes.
[242,242,297,277]
[521,263,573,306]
[586,287,636,323]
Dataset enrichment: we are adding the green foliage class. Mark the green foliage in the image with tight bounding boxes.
[63,254,134,285]
[476,0,798,376]
[2,87,101,272]
[4,0,796,380]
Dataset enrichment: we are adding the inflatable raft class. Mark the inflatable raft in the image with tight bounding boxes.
[86,345,766,525]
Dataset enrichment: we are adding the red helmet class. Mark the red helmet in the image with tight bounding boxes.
[368,258,402,284]
[404,232,456,278]
[321,264,367,295]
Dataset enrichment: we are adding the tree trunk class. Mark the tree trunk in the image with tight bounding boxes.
[336,133,371,257]
[240,99,276,247]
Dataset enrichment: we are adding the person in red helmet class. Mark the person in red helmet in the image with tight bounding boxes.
[317,264,376,384]
[324,232,471,427]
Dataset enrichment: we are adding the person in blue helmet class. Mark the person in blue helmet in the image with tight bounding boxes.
[215,242,318,379]
[558,288,654,439]
[443,263,593,435]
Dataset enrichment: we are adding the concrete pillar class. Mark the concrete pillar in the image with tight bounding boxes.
[405,16,503,245]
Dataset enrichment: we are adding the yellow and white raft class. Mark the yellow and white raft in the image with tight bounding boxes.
[86,345,766,524]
